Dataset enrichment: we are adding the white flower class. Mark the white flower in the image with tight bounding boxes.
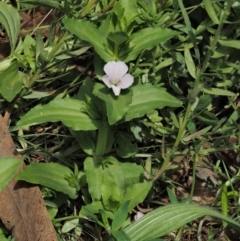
[102,61,134,96]
[134,211,144,221]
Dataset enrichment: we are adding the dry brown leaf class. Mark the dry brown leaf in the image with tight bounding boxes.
[0,115,57,241]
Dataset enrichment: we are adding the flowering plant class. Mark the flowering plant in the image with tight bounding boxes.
[2,0,237,239]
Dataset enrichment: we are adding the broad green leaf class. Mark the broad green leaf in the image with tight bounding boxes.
[63,18,113,62]
[203,0,219,24]
[218,39,240,49]
[93,83,132,125]
[0,2,20,53]
[112,200,130,231]
[124,85,182,122]
[0,234,8,241]
[84,157,103,200]
[61,219,79,233]
[124,182,152,211]
[77,77,103,121]
[120,162,144,184]
[101,157,125,211]
[83,201,104,214]
[124,204,240,241]
[116,132,137,158]
[17,98,102,130]
[121,28,178,62]
[73,131,96,155]
[184,45,196,79]
[0,60,22,102]
[0,157,22,191]
[16,162,77,199]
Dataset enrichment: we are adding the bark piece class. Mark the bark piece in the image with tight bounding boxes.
[0,115,57,241]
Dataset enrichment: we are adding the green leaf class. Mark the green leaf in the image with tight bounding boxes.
[178,0,200,62]
[124,182,152,211]
[115,0,138,26]
[121,28,178,62]
[203,0,219,24]
[184,45,196,79]
[0,157,22,191]
[221,184,228,228]
[218,39,240,49]
[73,131,96,156]
[19,0,62,10]
[120,162,144,184]
[112,200,130,231]
[84,157,103,200]
[124,204,240,241]
[167,187,178,204]
[197,110,219,126]
[155,58,175,71]
[116,132,137,158]
[16,163,77,199]
[93,83,132,125]
[101,157,125,211]
[112,230,130,241]
[17,98,102,131]
[203,87,235,96]
[194,95,212,112]
[0,60,22,102]
[61,218,79,233]
[0,2,20,53]
[62,18,113,62]
[77,77,103,120]
[124,85,182,121]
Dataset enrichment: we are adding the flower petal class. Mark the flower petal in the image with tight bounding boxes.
[104,61,128,83]
[102,75,112,88]
[111,85,121,96]
[134,212,144,221]
[119,73,134,89]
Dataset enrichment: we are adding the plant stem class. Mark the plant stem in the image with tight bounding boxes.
[95,122,109,157]
[201,0,235,73]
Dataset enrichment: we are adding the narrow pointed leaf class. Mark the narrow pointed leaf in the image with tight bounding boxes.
[184,45,196,79]
[112,200,130,231]
[203,0,219,24]
[218,39,240,49]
